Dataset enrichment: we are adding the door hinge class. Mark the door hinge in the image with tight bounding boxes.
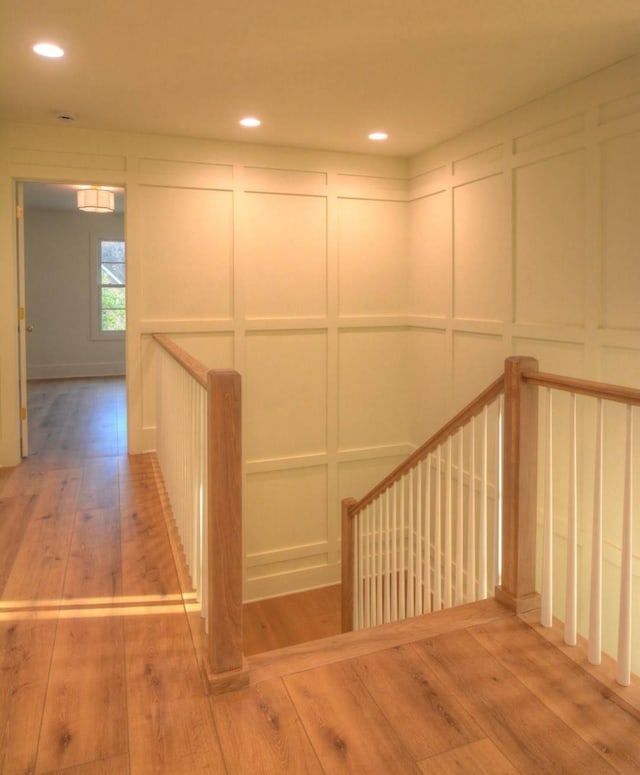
[21,407,27,421]
[16,204,23,220]
[18,306,25,321]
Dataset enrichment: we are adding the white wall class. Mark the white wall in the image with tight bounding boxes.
[1,53,640,614]
[25,208,125,379]
[0,125,411,599]
[408,54,640,670]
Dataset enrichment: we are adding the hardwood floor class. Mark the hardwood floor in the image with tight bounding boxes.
[1,378,639,774]
[243,585,342,656]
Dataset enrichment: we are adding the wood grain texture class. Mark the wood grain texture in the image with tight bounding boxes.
[124,612,225,775]
[212,678,323,773]
[63,507,122,601]
[243,585,341,657]
[418,738,519,774]
[119,458,182,599]
[411,628,617,774]
[285,659,422,774]
[247,598,512,684]
[353,644,483,760]
[341,499,356,633]
[473,617,640,773]
[2,468,80,601]
[499,356,539,610]
[207,370,243,675]
[519,610,640,713]
[44,754,131,775]
[35,617,128,774]
[523,369,640,407]
[0,620,57,775]
[0,494,36,594]
[3,378,639,775]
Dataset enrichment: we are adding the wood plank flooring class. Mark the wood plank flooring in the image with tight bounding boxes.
[1,378,639,774]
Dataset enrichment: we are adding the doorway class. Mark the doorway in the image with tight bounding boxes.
[17,181,126,457]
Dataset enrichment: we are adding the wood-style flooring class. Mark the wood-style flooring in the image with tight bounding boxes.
[1,378,640,774]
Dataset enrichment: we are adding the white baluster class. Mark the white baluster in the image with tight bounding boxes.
[416,461,424,615]
[391,482,398,622]
[467,418,476,602]
[384,488,391,623]
[588,398,603,664]
[399,476,406,620]
[479,405,488,599]
[617,405,633,687]
[434,447,442,610]
[565,393,578,647]
[364,505,370,629]
[370,503,376,627]
[444,436,453,608]
[541,389,554,628]
[496,394,504,589]
[456,428,464,605]
[407,469,415,617]
[353,512,364,630]
[424,454,432,613]
[376,498,383,626]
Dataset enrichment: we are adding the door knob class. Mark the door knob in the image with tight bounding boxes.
[26,325,34,333]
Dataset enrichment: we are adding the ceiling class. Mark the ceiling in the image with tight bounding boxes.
[2,0,640,158]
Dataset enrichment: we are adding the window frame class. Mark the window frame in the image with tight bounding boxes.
[90,233,126,341]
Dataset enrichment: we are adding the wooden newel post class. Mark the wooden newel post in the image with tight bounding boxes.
[206,370,248,694]
[495,356,541,613]
[341,497,357,633]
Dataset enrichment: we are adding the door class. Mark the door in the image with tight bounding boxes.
[16,182,29,456]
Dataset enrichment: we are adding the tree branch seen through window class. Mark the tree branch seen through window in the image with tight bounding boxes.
[99,240,125,332]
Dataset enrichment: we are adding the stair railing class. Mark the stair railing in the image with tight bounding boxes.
[524,368,640,686]
[343,355,640,687]
[153,334,247,694]
[342,359,519,632]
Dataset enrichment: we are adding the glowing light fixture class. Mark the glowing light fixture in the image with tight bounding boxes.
[368,131,388,141]
[77,188,115,213]
[240,117,261,127]
[33,42,64,58]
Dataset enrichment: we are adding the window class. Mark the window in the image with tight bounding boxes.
[92,236,125,339]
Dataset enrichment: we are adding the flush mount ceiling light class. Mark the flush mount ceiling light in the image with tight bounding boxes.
[33,42,64,58]
[239,117,261,127]
[368,131,389,141]
[77,188,115,213]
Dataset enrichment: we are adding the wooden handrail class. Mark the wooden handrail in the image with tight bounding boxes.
[341,497,357,633]
[342,355,640,636]
[495,356,540,613]
[523,370,640,407]
[206,369,246,693]
[349,374,505,515]
[153,334,247,694]
[153,333,208,388]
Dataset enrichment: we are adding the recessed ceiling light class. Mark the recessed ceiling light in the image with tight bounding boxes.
[240,117,261,128]
[33,42,64,58]
[368,131,388,141]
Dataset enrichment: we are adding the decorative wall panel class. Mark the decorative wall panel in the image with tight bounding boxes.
[338,199,407,316]
[453,174,508,322]
[514,150,586,326]
[408,192,451,318]
[245,331,327,461]
[338,328,410,450]
[244,193,327,319]
[601,131,640,330]
[140,186,233,320]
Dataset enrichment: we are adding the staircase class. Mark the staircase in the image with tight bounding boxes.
[153,338,640,694]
